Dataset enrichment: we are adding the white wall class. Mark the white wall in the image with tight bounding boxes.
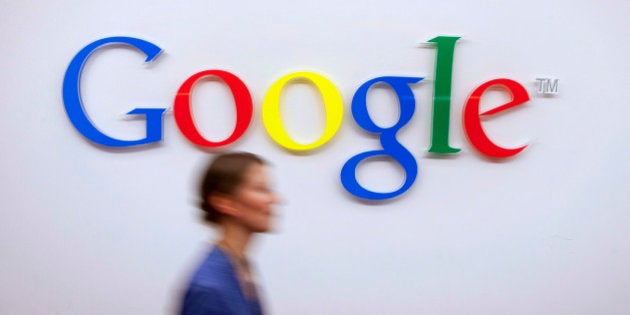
[1,0,628,314]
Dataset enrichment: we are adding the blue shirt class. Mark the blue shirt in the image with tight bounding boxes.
[180,247,264,315]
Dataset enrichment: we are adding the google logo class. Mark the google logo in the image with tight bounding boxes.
[63,36,531,200]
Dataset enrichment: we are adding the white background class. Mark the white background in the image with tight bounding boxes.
[1,0,628,314]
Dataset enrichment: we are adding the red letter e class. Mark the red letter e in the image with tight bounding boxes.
[463,78,529,158]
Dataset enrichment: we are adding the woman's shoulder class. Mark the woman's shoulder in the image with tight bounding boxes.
[189,246,235,288]
[181,247,246,314]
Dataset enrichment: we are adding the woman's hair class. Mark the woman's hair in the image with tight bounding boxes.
[199,152,265,223]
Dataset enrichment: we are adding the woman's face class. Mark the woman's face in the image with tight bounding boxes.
[230,163,278,233]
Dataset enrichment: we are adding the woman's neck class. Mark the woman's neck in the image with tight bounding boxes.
[217,222,252,261]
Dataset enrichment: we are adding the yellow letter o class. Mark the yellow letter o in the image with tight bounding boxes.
[262,71,343,151]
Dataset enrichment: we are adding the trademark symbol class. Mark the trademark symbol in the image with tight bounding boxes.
[535,78,559,95]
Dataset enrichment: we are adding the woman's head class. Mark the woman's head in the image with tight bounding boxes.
[199,152,277,232]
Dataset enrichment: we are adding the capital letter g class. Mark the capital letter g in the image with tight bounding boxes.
[62,36,165,147]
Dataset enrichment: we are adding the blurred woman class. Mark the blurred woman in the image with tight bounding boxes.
[180,152,278,315]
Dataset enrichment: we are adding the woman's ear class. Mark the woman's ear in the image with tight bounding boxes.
[208,193,239,217]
